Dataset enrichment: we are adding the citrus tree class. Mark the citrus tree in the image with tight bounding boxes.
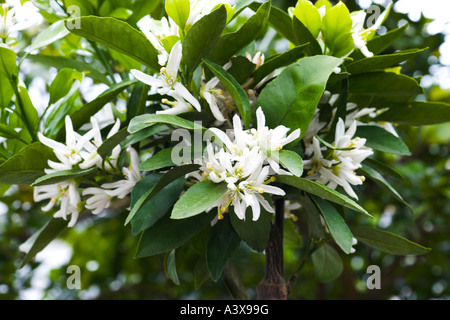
[0,0,449,300]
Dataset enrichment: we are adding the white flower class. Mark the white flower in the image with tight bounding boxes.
[130,41,201,112]
[304,118,373,200]
[34,180,82,227]
[82,187,112,215]
[79,117,122,171]
[102,147,143,199]
[200,61,232,122]
[200,144,284,221]
[158,90,195,115]
[38,116,97,172]
[186,0,235,29]
[350,11,374,58]
[0,3,41,39]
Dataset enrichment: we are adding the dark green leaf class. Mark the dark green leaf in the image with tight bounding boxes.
[97,127,129,160]
[359,165,412,212]
[229,206,272,252]
[276,150,303,177]
[277,175,370,216]
[252,44,308,85]
[183,6,227,73]
[311,244,343,283]
[207,1,270,64]
[136,211,213,257]
[292,16,322,55]
[66,16,160,71]
[346,48,427,74]
[0,142,56,185]
[352,226,431,255]
[355,125,411,155]
[32,167,97,186]
[130,174,185,235]
[207,214,241,281]
[375,101,450,125]
[164,249,180,285]
[203,59,252,128]
[348,71,423,98]
[125,164,200,225]
[19,217,69,268]
[312,196,354,254]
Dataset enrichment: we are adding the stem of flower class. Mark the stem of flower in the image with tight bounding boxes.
[256,198,288,300]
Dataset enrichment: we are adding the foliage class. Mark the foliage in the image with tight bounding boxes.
[0,0,449,300]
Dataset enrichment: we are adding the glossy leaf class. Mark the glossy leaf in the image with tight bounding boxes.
[203,59,252,128]
[352,226,431,255]
[171,180,228,219]
[277,175,370,216]
[312,196,354,254]
[183,6,227,73]
[375,101,450,125]
[65,16,160,72]
[355,125,411,155]
[31,167,97,186]
[256,55,343,138]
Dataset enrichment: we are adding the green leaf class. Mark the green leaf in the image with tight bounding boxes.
[97,127,129,160]
[128,113,205,133]
[292,16,322,56]
[321,1,353,57]
[0,124,26,141]
[311,244,343,282]
[284,219,303,249]
[275,150,303,177]
[0,142,56,185]
[256,55,343,138]
[171,180,228,219]
[57,80,135,140]
[140,148,176,172]
[17,86,39,132]
[293,0,322,38]
[350,24,409,61]
[346,48,428,74]
[203,59,252,129]
[65,16,160,72]
[48,68,83,105]
[183,6,227,73]
[312,196,354,254]
[249,3,296,44]
[297,193,325,239]
[136,211,213,257]
[19,217,69,268]
[0,73,14,108]
[27,54,110,84]
[375,101,450,125]
[348,71,423,98]
[226,56,256,85]
[364,157,406,182]
[229,206,272,253]
[359,165,412,212]
[125,164,200,225]
[28,20,70,53]
[276,175,370,216]
[31,167,97,186]
[355,125,411,155]
[207,214,241,281]
[352,226,431,255]
[130,174,185,236]
[165,0,190,31]
[164,249,180,285]
[207,1,271,64]
[0,45,17,77]
[252,44,308,85]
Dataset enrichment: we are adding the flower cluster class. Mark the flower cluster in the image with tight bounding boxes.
[33,116,142,226]
[191,107,300,221]
[303,118,373,200]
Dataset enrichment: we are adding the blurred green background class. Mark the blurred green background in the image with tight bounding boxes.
[0,0,449,300]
